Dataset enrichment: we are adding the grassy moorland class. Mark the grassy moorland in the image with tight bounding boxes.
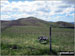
[1,17,74,55]
[1,26,74,55]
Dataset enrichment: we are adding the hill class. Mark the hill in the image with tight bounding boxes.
[1,17,74,31]
[1,17,50,31]
[70,22,74,24]
[54,21,74,28]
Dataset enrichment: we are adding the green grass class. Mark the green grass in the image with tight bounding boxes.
[1,26,74,55]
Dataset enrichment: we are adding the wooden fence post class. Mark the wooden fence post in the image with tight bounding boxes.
[49,26,52,52]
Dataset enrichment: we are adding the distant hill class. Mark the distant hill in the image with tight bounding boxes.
[70,22,74,24]
[54,21,74,28]
[1,17,50,31]
[1,17,74,31]
[13,17,50,27]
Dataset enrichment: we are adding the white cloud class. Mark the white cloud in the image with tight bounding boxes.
[62,0,75,5]
[11,13,33,19]
[1,15,11,20]
[0,0,74,22]
[62,7,74,14]
[67,13,75,17]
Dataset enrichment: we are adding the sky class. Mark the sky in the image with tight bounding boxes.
[0,0,75,22]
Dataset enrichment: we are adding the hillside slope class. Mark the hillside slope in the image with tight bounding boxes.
[54,21,74,28]
[1,17,50,31]
[1,17,74,31]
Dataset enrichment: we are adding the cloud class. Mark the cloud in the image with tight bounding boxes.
[55,9,63,13]
[1,15,11,20]
[58,5,71,8]
[62,0,75,5]
[0,0,74,22]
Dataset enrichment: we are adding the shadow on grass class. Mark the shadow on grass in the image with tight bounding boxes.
[27,46,57,55]
[38,49,57,55]
[49,49,57,55]
[1,43,57,55]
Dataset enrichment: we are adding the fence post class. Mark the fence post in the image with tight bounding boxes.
[49,26,52,52]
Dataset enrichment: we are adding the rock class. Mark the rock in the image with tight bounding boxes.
[38,36,48,44]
